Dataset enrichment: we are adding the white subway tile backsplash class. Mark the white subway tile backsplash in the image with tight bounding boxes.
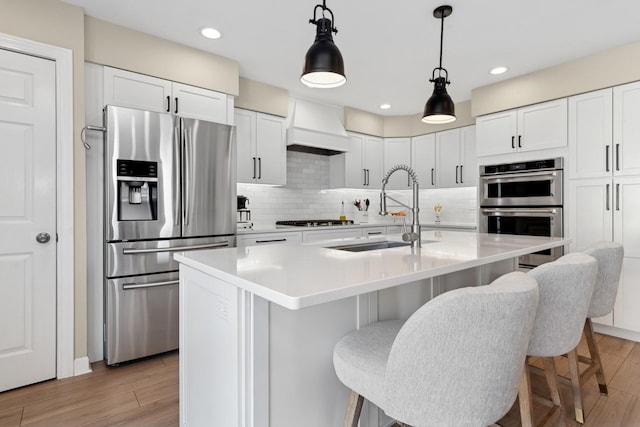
[238,151,478,229]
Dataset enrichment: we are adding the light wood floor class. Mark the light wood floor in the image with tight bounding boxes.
[1,333,639,426]
[0,351,178,427]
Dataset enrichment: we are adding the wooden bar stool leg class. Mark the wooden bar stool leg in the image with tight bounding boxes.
[567,348,584,424]
[584,319,608,395]
[542,357,565,426]
[519,360,535,427]
[343,390,364,427]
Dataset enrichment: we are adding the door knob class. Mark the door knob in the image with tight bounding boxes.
[36,232,51,244]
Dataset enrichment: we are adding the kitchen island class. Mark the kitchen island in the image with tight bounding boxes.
[175,230,568,427]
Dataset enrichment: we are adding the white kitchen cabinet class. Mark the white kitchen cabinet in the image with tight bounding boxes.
[235,108,286,185]
[435,125,477,188]
[361,226,387,237]
[385,225,403,235]
[612,177,640,332]
[384,137,412,190]
[568,89,613,179]
[476,99,567,156]
[302,228,363,243]
[613,81,640,176]
[104,66,232,124]
[171,82,231,123]
[411,134,436,189]
[568,176,640,332]
[236,231,302,247]
[330,133,384,189]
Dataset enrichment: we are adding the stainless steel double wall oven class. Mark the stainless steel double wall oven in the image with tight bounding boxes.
[480,158,564,268]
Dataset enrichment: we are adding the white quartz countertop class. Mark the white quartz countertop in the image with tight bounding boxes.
[175,231,568,310]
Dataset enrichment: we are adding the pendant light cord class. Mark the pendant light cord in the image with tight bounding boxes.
[438,12,444,74]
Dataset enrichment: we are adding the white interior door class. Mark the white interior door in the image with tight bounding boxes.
[0,48,57,392]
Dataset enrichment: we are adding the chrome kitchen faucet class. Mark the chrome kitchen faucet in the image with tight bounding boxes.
[379,164,421,248]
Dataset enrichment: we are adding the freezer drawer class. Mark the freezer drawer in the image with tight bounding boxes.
[105,235,234,278]
[105,271,179,365]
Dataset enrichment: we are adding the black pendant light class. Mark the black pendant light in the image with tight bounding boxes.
[300,0,346,89]
[422,5,456,124]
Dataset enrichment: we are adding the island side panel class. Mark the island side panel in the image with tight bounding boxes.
[180,264,269,427]
[269,296,362,427]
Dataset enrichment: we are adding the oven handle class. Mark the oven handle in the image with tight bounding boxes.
[481,171,559,183]
[122,241,229,255]
[481,208,559,217]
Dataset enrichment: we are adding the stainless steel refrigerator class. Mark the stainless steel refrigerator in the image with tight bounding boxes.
[103,105,236,365]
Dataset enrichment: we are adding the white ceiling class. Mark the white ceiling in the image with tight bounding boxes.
[62,0,640,116]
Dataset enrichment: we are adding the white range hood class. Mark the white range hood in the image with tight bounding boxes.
[286,99,350,155]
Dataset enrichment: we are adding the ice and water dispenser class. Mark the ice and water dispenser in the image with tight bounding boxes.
[116,159,158,221]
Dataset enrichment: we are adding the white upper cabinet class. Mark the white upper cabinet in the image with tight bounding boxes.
[435,125,477,188]
[364,136,384,189]
[342,133,365,188]
[104,67,232,124]
[569,82,640,179]
[104,67,171,112]
[614,81,640,176]
[476,99,567,156]
[234,108,286,185]
[568,88,613,179]
[411,133,436,189]
[384,137,412,190]
[171,82,232,124]
[330,133,384,189]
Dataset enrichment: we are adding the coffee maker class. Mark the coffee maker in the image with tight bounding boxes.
[237,195,253,229]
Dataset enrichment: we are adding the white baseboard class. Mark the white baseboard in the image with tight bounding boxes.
[593,324,640,343]
[73,356,93,376]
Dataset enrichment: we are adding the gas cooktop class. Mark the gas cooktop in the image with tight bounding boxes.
[276,219,355,227]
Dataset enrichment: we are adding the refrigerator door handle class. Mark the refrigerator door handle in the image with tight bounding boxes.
[122,241,230,255]
[183,127,191,226]
[173,126,180,226]
[122,280,179,290]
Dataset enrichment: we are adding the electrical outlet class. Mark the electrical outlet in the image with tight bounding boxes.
[215,299,229,321]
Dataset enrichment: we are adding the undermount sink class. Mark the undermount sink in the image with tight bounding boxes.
[329,240,412,252]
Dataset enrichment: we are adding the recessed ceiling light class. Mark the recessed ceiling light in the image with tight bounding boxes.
[490,66,508,75]
[201,27,222,40]
[380,104,391,110]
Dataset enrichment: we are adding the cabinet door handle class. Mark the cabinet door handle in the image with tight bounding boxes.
[455,165,459,184]
[256,238,287,244]
[606,183,610,211]
[365,169,370,186]
[616,144,620,171]
[367,231,383,235]
[460,165,464,184]
[252,157,257,179]
[431,168,435,186]
[363,169,367,186]
[174,97,179,114]
[616,183,620,211]
[258,157,262,179]
[166,96,171,113]
[518,135,522,148]
[511,136,515,149]
[407,173,410,188]
[605,145,610,172]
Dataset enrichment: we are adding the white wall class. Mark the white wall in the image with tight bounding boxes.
[238,151,477,229]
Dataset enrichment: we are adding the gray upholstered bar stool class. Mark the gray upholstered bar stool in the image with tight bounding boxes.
[566,241,624,424]
[333,271,539,427]
[519,253,598,427]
